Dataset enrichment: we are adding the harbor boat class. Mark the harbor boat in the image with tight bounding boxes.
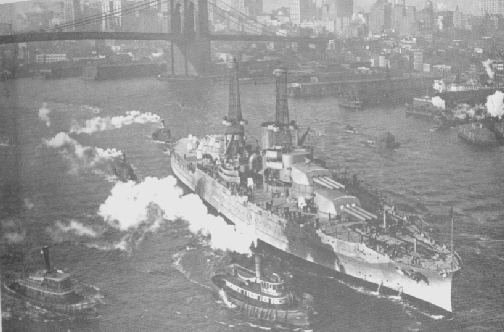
[2,246,101,316]
[170,60,461,313]
[152,119,173,144]
[111,153,138,182]
[405,97,441,120]
[338,97,364,110]
[457,122,498,146]
[212,254,312,328]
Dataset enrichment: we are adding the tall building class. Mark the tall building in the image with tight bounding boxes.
[480,0,504,16]
[101,0,122,31]
[81,0,102,31]
[391,1,417,36]
[417,0,434,32]
[369,0,392,34]
[320,0,354,36]
[244,0,263,17]
[290,0,317,25]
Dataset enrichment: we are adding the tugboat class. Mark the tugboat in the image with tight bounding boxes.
[457,122,498,146]
[338,96,364,110]
[170,60,461,313]
[2,246,101,316]
[405,96,442,120]
[152,119,172,144]
[111,153,138,182]
[212,253,313,328]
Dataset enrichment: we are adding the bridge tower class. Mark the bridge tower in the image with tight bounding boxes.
[168,0,211,76]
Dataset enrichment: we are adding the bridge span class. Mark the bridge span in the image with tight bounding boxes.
[0,31,330,45]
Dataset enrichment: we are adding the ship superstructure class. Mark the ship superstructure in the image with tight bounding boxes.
[170,60,461,312]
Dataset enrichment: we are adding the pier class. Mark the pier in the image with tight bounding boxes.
[288,75,439,104]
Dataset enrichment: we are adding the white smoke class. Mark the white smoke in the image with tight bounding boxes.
[55,220,98,237]
[98,176,256,254]
[70,111,161,135]
[1,219,25,244]
[3,231,25,244]
[23,198,34,210]
[433,80,446,93]
[482,60,495,80]
[45,132,123,174]
[431,96,446,110]
[38,102,51,127]
[486,90,504,119]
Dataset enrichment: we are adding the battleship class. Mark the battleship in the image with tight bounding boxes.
[2,246,101,316]
[170,60,461,313]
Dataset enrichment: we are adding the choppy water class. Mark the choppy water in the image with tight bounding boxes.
[1,77,503,331]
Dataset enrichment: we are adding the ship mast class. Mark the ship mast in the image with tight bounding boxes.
[223,58,247,157]
[450,207,454,269]
[273,68,295,148]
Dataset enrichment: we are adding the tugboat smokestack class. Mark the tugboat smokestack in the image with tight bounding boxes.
[42,246,51,273]
[255,254,262,280]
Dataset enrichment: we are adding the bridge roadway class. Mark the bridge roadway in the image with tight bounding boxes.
[0,31,331,45]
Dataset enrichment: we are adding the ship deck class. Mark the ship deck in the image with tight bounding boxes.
[172,138,460,273]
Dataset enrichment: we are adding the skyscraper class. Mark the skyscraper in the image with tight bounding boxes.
[289,0,317,25]
[101,0,122,31]
[480,0,504,16]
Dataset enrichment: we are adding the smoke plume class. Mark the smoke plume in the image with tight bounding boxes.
[486,90,504,119]
[431,96,446,110]
[45,132,124,175]
[482,60,495,80]
[433,80,446,93]
[1,219,25,244]
[38,102,51,127]
[55,220,98,237]
[98,176,256,254]
[70,110,161,135]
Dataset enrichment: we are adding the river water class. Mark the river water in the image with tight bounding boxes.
[1,77,503,331]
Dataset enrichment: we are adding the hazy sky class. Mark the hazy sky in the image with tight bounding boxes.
[0,0,480,15]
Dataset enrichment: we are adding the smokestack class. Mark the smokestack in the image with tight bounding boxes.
[41,246,52,273]
[254,254,262,280]
[225,59,245,135]
[273,68,289,125]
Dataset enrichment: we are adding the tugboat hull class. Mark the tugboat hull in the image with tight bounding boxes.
[2,282,98,316]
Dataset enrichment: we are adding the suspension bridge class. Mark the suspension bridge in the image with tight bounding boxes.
[0,0,332,75]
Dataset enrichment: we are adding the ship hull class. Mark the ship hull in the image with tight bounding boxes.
[2,282,98,316]
[171,152,455,313]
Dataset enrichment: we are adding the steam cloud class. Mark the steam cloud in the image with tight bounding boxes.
[70,110,161,135]
[45,132,123,174]
[55,220,98,237]
[486,90,504,119]
[431,96,446,110]
[433,80,446,93]
[98,176,257,254]
[1,219,25,244]
[482,60,495,80]
[38,102,51,127]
